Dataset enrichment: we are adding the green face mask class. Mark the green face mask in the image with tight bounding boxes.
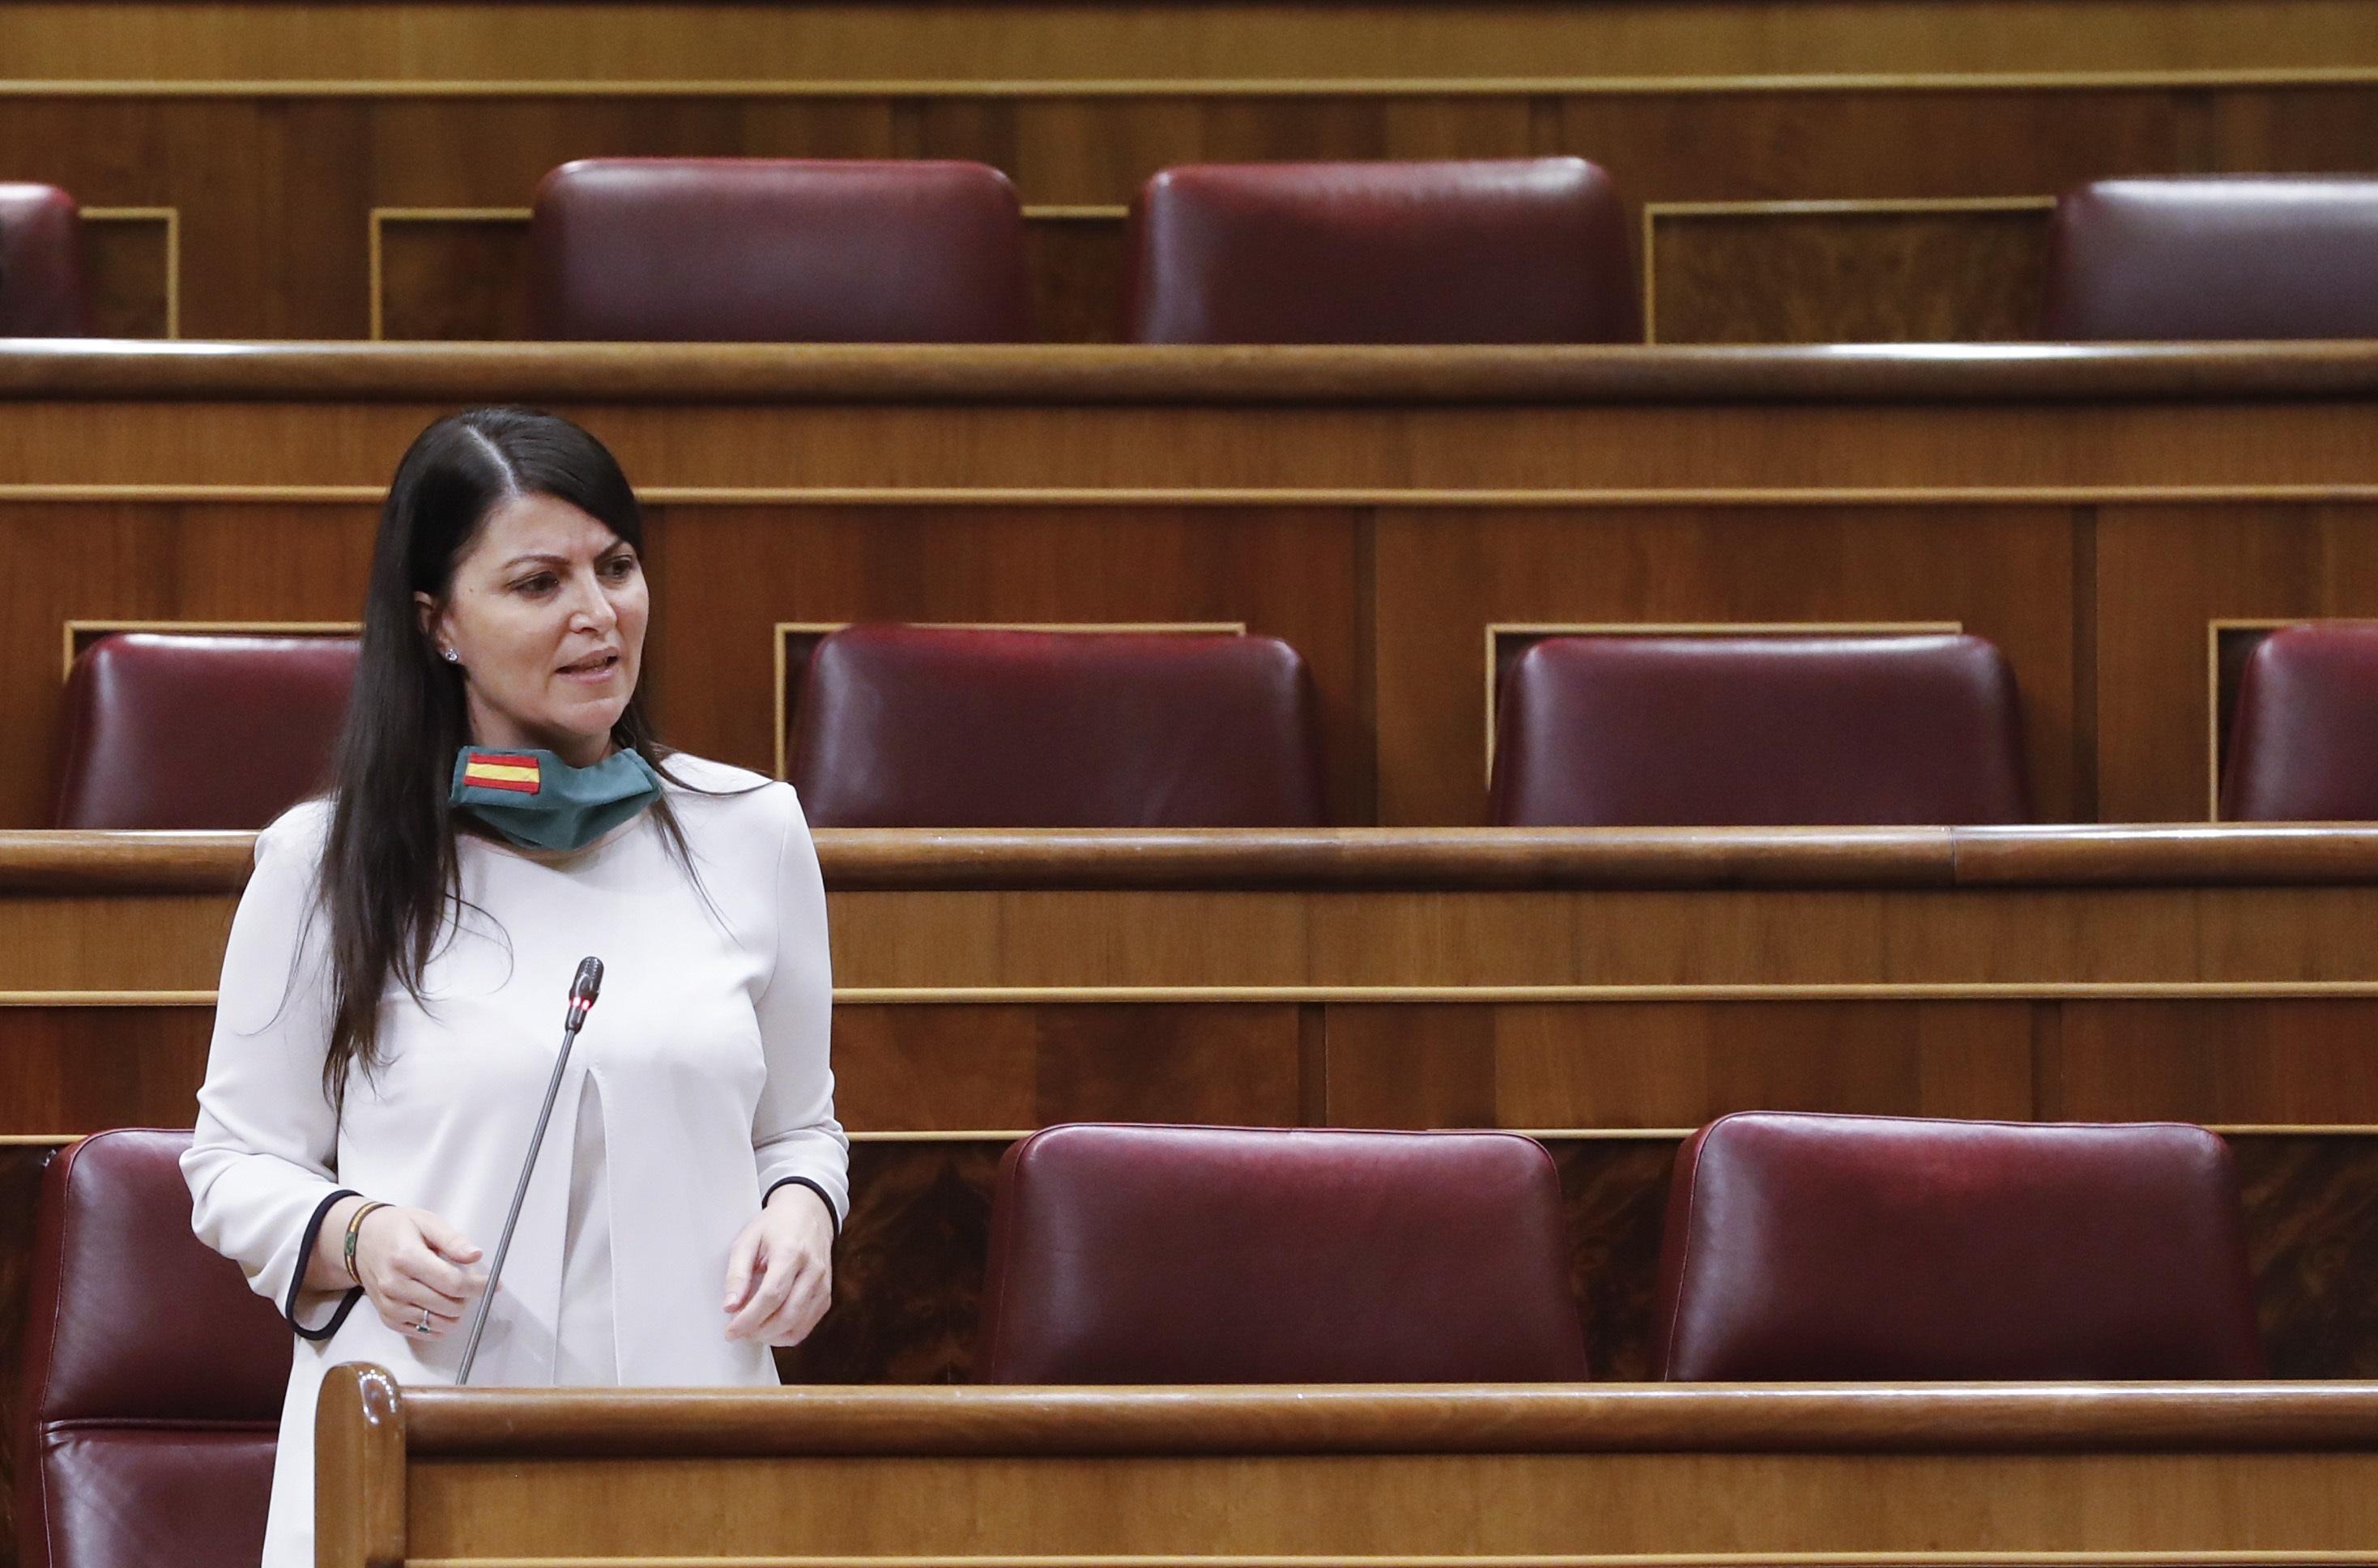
[450,746,663,852]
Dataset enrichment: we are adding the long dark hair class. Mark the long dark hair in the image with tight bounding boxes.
[316,407,697,1110]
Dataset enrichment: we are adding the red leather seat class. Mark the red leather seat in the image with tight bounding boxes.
[2221,622,2378,820]
[530,158,1033,342]
[0,184,92,336]
[977,1123,1587,1383]
[1125,158,1639,344]
[791,624,1327,827]
[55,633,359,829]
[1489,633,2030,826]
[1654,1112,2265,1381]
[2042,176,2378,340]
[16,1129,291,1568]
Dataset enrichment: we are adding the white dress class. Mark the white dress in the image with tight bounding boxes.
[181,756,849,1568]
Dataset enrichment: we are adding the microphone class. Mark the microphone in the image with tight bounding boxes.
[456,956,604,1385]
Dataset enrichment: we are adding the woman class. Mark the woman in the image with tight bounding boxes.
[182,408,847,1568]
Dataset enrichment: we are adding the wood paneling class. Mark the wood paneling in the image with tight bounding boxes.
[831,1003,1305,1130]
[0,1008,213,1132]
[642,503,1370,824]
[0,76,2366,338]
[1322,1000,2039,1128]
[1374,502,2082,823]
[0,500,379,828]
[1648,201,2053,345]
[0,346,2375,824]
[13,0,2377,83]
[1025,212,1129,345]
[322,1371,2378,1565]
[77,210,174,339]
[2099,503,2378,821]
[17,829,2378,1131]
[13,994,2378,1137]
[373,212,534,342]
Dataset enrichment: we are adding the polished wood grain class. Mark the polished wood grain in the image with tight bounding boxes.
[1647,202,2053,345]
[313,1364,405,1568]
[12,829,2378,1136]
[76,211,174,339]
[831,1003,1306,1130]
[2097,503,2378,821]
[374,213,535,341]
[386,1375,2378,1452]
[15,0,2376,84]
[313,1368,2378,1566]
[13,995,2378,1136]
[21,825,2378,895]
[0,1007,215,1131]
[16,339,2378,403]
[2,345,2378,826]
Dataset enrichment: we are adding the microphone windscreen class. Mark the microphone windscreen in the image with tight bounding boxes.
[570,956,604,1008]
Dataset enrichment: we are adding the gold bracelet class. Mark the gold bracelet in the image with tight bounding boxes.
[343,1199,390,1285]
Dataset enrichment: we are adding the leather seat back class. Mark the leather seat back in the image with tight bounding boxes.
[2222,622,2378,820]
[1489,633,2030,826]
[16,1129,291,1568]
[1654,1111,2266,1381]
[531,158,1033,342]
[55,633,359,829]
[791,624,1328,827]
[0,185,92,336]
[978,1123,1588,1383]
[2043,176,2378,340]
[1125,157,1639,343]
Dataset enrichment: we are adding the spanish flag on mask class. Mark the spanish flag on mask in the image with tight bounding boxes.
[459,752,542,795]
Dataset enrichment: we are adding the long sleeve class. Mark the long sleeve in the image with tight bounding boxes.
[751,786,850,1231]
[181,804,364,1339]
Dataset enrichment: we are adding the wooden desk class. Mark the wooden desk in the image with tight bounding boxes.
[3,0,2374,342]
[316,1369,2378,1566]
[6,342,2378,828]
[10,823,2378,1134]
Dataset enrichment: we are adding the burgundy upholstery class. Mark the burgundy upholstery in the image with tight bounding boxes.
[2221,622,2378,820]
[0,184,92,337]
[1125,158,1639,344]
[16,1129,291,1568]
[530,158,1032,342]
[978,1123,1587,1383]
[791,624,1327,827]
[55,633,359,829]
[2042,177,2378,340]
[1490,633,2030,826]
[1654,1112,2266,1382]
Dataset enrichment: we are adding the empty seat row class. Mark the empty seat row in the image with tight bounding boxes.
[18,1111,2261,1564]
[52,621,2378,830]
[10,166,2378,342]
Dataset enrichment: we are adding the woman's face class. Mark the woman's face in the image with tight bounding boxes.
[416,492,649,768]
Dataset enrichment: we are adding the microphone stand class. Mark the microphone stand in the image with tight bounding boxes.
[456,957,603,1386]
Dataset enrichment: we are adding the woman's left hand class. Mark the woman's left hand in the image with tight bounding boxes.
[722,1184,836,1346]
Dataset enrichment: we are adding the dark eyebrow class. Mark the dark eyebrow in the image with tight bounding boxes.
[499,540,633,572]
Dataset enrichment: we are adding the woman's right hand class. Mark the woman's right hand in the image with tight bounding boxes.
[349,1204,488,1340]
